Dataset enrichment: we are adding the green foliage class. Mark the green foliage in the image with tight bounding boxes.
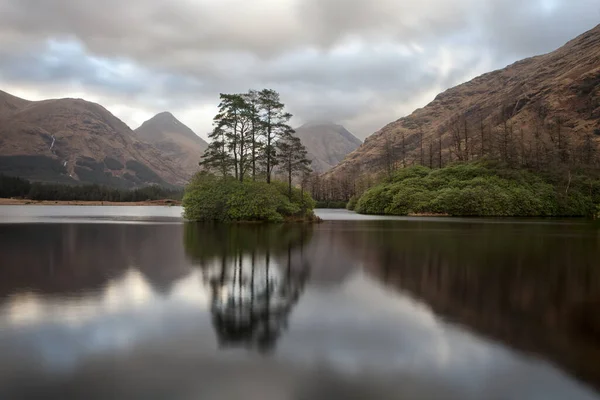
[346,196,358,211]
[355,183,396,215]
[182,172,316,222]
[354,162,599,217]
[276,134,311,197]
[0,174,181,202]
[200,89,306,185]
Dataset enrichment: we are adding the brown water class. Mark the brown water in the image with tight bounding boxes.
[0,206,599,399]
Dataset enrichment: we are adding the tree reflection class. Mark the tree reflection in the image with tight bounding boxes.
[184,224,312,352]
[342,219,600,390]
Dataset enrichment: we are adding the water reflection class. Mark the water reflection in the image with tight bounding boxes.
[185,224,312,352]
[0,214,598,399]
[0,223,191,298]
[332,219,600,389]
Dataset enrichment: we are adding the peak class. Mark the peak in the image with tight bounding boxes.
[152,111,176,120]
[136,111,206,144]
[301,121,338,128]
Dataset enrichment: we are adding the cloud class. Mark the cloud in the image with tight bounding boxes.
[0,0,598,139]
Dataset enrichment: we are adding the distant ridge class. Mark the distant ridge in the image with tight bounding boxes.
[135,112,208,179]
[295,122,362,172]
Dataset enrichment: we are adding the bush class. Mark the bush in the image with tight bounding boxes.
[182,173,316,222]
[354,162,599,217]
[346,196,358,211]
[355,184,395,214]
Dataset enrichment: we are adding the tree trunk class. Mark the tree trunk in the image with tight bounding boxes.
[419,129,424,165]
[266,112,272,184]
[401,133,406,168]
[429,140,433,168]
[480,118,485,158]
[464,118,469,161]
[438,137,442,168]
[288,162,292,200]
[252,123,256,181]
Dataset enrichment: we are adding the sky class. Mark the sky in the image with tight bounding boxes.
[0,0,598,140]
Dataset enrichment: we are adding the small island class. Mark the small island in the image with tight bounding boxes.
[183,89,318,223]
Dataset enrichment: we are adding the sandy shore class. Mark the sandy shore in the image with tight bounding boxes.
[0,198,181,206]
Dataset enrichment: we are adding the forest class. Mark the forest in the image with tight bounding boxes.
[0,174,182,202]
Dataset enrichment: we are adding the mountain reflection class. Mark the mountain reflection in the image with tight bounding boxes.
[184,224,312,352]
[1,216,599,396]
[337,219,600,390]
[0,223,192,300]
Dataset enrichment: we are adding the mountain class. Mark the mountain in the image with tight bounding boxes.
[0,90,30,119]
[294,122,362,172]
[0,91,188,187]
[328,24,600,179]
[134,112,208,178]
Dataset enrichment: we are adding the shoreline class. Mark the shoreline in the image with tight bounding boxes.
[0,198,181,206]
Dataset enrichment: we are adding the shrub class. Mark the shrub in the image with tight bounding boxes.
[346,196,358,211]
[182,173,316,222]
[353,162,599,217]
[355,184,395,214]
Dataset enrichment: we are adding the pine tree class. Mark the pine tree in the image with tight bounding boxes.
[200,125,233,177]
[258,89,294,183]
[200,93,253,181]
[244,90,263,181]
[276,134,312,199]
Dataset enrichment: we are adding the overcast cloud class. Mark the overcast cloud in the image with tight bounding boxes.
[0,0,598,139]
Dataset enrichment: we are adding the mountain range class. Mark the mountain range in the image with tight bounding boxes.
[0,91,190,187]
[5,24,596,189]
[0,90,360,187]
[328,23,600,179]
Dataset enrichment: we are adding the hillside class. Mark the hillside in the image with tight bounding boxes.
[294,122,362,172]
[135,112,208,179]
[0,90,31,119]
[0,91,188,187]
[328,24,600,179]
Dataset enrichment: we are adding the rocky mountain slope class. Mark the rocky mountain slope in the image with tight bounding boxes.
[294,122,362,172]
[134,112,208,179]
[328,24,600,179]
[0,90,188,187]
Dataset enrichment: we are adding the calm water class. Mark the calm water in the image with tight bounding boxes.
[0,206,599,399]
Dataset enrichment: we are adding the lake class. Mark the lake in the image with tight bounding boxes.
[0,206,599,399]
